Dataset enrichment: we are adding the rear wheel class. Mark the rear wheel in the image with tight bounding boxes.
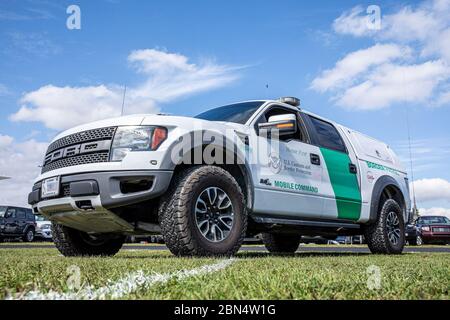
[262,233,301,253]
[51,223,125,257]
[365,199,405,254]
[159,166,247,256]
[23,228,35,242]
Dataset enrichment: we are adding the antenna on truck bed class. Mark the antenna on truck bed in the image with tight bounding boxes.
[121,85,127,116]
[406,107,418,217]
[402,69,418,219]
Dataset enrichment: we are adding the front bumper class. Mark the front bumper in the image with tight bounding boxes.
[405,230,418,240]
[421,231,450,243]
[28,170,173,233]
[36,229,52,239]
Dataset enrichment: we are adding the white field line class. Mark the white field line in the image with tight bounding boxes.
[8,259,235,300]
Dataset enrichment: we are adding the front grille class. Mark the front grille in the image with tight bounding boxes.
[46,127,116,154]
[42,126,116,174]
[432,227,450,233]
[62,183,71,197]
[41,152,110,173]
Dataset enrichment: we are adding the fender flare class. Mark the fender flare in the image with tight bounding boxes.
[368,175,406,224]
[162,130,255,210]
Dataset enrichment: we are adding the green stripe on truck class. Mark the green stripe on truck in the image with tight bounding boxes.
[320,148,362,220]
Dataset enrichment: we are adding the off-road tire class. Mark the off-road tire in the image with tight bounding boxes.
[365,199,405,254]
[158,166,247,256]
[51,223,125,257]
[22,227,35,242]
[262,233,301,253]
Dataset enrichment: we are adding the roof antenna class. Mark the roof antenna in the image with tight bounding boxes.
[121,85,127,116]
[403,72,418,220]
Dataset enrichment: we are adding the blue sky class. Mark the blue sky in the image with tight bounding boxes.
[1,0,450,214]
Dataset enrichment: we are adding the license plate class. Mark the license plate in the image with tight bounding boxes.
[41,176,60,198]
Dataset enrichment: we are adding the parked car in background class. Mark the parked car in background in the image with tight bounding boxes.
[35,215,52,240]
[415,216,450,245]
[0,206,36,242]
[405,223,422,246]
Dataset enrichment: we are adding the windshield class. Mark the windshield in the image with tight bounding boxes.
[0,206,7,218]
[417,216,450,224]
[195,101,265,124]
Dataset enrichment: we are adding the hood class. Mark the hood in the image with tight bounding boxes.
[50,114,251,144]
[142,114,250,133]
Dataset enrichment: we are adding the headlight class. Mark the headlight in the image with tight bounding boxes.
[421,226,430,232]
[110,126,167,162]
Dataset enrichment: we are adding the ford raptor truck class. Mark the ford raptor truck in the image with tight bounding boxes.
[28,97,411,257]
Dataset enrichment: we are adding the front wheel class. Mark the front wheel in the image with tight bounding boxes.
[410,235,423,246]
[365,199,405,254]
[159,166,247,256]
[23,228,35,242]
[51,223,125,257]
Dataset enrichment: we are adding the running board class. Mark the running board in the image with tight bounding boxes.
[252,216,361,229]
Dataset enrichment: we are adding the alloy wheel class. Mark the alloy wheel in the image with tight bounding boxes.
[386,211,401,246]
[194,187,234,242]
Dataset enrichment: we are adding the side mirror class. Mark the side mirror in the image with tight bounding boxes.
[258,114,297,137]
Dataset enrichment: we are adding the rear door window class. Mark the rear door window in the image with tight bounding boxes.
[308,116,347,153]
[26,211,35,221]
[17,209,26,220]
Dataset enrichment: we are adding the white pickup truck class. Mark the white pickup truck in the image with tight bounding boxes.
[29,97,411,256]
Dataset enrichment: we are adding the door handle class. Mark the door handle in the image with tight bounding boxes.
[349,163,358,174]
[310,153,321,166]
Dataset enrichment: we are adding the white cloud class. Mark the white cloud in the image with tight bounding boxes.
[336,60,450,109]
[412,178,450,203]
[381,6,442,43]
[0,135,48,207]
[0,134,14,148]
[419,207,450,219]
[333,6,374,37]
[314,0,450,110]
[11,85,126,130]
[10,49,240,130]
[311,44,411,92]
[128,49,240,105]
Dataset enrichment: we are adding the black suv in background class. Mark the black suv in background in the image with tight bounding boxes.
[0,206,36,242]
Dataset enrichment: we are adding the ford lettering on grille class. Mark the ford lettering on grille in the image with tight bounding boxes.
[44,140,111,165]
[41,127,117,173]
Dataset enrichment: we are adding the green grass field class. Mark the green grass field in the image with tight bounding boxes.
[0,248,448,300]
